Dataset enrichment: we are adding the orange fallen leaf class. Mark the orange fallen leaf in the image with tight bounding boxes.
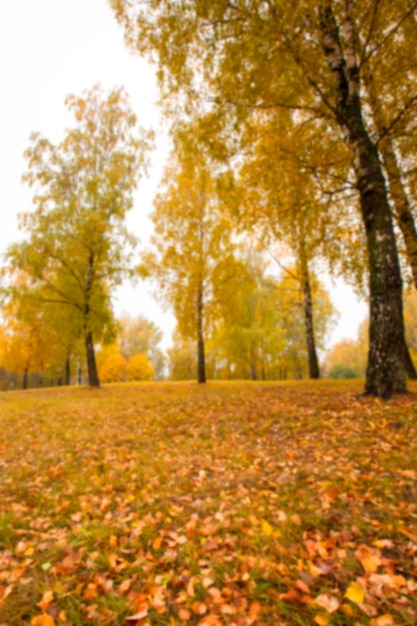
[280,588,302,604]
[37,591,54,612]
[197,616,223,626]
[119,578,132,594]
[31,616,55,626]
[192,601,207,615]
[370,615,395,626]
[249,601,262,616]
[295,579,311,595]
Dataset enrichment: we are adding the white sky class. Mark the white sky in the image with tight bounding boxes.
[0,0,367,351]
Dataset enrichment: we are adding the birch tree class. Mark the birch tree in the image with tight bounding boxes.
[5,85,153,386]
[140,127,236,384]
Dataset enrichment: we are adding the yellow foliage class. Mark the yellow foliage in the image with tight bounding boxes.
[125,353,155,381]
[98,352,126,383]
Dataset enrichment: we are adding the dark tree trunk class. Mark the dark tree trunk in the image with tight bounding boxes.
[320,5,407,398]
[83,252,100,387]
[85,331,100,387]
[250,343,257,380]
[197,281,206,384]
[299,233,320,379]
[380,139,417,290]
[363,71,417,291]
[65,356,71,386]
[22,367,28,390]
[405,342,417,379]
[378,139,417,382]
[78,366,83,385]
[303,277,320,379]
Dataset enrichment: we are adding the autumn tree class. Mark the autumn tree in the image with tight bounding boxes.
[325,337,367,379]
[271,267,336,379]
[0,281,85,388]
[97,344,126,383]
[141,125,236,384]
[210,252,284,380]
[117,313,165,378]
[234,108,366,379]
[167,331,197,381]
[0,311,49,389]
[125,353,155,381]
[196,249,336,380]
[111,0,416,397]
[4,85,153,386]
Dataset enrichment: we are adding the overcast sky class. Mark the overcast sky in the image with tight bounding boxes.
[0,0,367,350]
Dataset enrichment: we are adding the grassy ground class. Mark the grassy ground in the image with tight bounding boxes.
[0,380,416,626]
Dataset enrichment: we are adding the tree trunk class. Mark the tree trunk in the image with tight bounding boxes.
[363,71,417,290]
[405,342,417,379]
[22,367,28,390]
[83,252,100,387]
[303,276,320,379]
[299,232,320,379]
[380,139,417,289]
[85,331,100,387]
[320,5,407,398]
[197,281,206,384]
[377,138,417,382]
[65,355,71,385]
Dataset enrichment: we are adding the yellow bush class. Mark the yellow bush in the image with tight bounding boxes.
[126,353,154,381]
[99,352,126,383]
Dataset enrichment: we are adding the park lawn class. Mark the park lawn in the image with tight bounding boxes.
[0,380,416,626]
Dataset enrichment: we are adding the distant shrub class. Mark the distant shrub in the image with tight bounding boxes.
[99,352,126,383]
[328,365,357,379]
[126,353,154,381]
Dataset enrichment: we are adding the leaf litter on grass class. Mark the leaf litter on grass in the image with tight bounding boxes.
[0,380,416,626]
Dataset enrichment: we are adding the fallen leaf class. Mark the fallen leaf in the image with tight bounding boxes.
[31,616,55,626]
[295,579,311,595]
[178,608,191,621]
[370,615,395,626]
[125,609,148,623]
[261,519,273,536]
[37,591,54,612]
[345,582,365,605]
[314,593,340,613]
